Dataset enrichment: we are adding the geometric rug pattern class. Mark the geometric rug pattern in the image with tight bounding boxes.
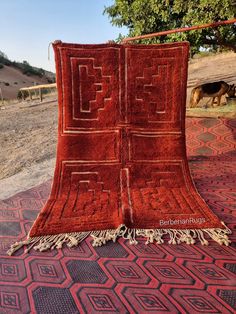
[0,117,235,313]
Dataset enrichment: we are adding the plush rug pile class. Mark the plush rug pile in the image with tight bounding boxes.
[8,41,231,255]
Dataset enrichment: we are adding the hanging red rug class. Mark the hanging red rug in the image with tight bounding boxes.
[8,41,231,255]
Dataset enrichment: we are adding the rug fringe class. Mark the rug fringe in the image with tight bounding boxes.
[7,222,231,255]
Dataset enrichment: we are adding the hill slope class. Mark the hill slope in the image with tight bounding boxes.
[0,65,55,99]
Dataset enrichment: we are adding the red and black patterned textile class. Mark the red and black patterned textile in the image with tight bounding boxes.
[0,117,235,313]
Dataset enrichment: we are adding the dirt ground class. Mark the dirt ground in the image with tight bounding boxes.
[0,97,57,179]
[0,52,236,199]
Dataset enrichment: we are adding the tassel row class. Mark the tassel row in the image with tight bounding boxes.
[7,222,231,255]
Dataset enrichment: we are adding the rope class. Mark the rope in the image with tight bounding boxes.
[48,42,53,61]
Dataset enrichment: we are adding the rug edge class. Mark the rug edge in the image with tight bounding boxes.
[7,222,232,256]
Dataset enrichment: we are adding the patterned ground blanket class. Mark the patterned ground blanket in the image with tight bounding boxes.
[0,117,235,313]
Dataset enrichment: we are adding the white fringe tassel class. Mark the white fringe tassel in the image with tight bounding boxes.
[7,221,231,256]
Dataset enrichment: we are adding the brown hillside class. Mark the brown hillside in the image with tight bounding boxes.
[0,65,53,99]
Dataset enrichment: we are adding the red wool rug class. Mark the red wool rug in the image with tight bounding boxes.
[8,41,231,255]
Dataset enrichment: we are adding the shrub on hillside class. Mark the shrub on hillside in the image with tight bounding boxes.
[0,51,11,66]
[19,61,45,77]
[17,90,29,100]
[47,77,55,83]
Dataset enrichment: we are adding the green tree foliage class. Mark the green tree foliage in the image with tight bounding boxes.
[104,0,236,53]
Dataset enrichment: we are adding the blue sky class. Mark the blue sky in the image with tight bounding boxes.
[0,0,128,72]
